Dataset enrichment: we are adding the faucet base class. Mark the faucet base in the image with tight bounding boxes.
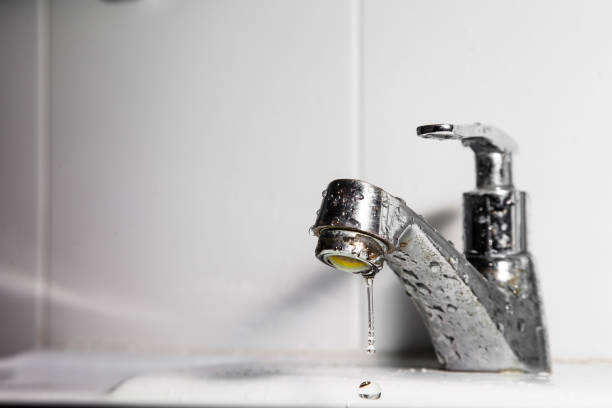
[388,219,549,372]
[311,179,550,373]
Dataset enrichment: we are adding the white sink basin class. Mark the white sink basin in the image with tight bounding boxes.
[111,355,611,407]
[0,351,610,407]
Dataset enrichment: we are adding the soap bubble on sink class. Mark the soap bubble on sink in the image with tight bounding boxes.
[358,380,381,400]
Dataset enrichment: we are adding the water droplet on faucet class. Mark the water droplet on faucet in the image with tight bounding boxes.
[497,234,511,247]
[346,217,361,229]
[493,209,505,218]
[381,194,389,208]
[416,282,431,295]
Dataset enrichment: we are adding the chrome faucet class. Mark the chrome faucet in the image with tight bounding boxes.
[311,123,550,373]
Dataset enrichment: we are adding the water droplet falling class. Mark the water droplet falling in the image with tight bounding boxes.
[365,277,376,354]
[358,381,381,400]
[358,278,381,400]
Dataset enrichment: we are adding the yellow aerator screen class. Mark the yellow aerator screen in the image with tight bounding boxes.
[327,255,371,273]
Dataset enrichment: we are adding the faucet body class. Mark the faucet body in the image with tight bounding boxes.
[311,124,550,373]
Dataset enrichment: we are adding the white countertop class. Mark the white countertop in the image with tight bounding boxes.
[0,351,610,407]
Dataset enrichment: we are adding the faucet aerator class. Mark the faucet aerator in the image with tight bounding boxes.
[315,229,386,276]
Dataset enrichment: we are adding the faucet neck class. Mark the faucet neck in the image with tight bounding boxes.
[475,151,513,189]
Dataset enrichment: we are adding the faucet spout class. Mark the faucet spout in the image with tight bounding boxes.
[311,178,550,373]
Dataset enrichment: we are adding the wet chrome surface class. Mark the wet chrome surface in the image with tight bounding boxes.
[311,123,550,373]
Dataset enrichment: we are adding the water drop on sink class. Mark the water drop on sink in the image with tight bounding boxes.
[358,381,381,400]
[536,372,550,380]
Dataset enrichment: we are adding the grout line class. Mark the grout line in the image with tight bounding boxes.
[357,0,365,177]
[35,0,51,349]
[350,0,365,350]
[350,0,364,180]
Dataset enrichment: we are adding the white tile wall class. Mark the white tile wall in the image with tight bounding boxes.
[48,0,359,351]
[0,0,44,354]
[362,0,612,358]
[2,0,612,359]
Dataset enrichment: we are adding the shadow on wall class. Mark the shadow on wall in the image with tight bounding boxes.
[383,206,459,355]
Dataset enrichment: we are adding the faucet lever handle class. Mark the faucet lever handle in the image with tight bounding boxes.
[416,123,518,154]
[416,123,517,189]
